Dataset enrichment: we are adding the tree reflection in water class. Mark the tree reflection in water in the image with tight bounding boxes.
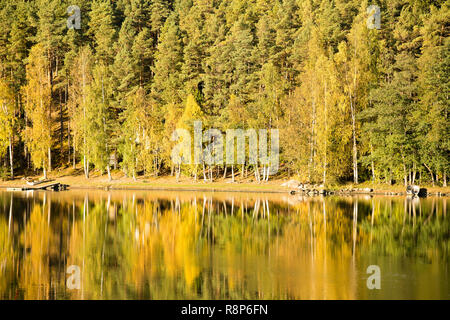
[0,191,448,299]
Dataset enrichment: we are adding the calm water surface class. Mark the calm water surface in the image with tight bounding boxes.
[0,190,448,299]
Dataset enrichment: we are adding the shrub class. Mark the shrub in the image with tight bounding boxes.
[0,166,9,181]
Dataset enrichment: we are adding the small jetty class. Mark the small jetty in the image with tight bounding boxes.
[7,179,69,192]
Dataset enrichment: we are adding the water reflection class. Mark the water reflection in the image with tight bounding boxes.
[0,191,448,299]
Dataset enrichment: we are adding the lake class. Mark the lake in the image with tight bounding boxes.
[0,190,448,299]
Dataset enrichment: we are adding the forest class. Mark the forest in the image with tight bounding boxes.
[0,0,448,186]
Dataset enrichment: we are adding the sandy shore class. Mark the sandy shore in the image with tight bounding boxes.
[1,169,449,195]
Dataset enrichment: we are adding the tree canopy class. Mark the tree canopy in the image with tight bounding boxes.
[0,0,448,186]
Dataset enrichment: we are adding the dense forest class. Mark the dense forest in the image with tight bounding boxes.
[0,0,448,185]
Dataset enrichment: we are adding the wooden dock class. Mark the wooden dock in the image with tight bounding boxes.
[7,182,69,192]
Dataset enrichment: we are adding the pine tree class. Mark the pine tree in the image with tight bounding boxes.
[361,3,421,186]
[180,1,213,98]
[23,44,52,179]
[152,12,183,106]
[203,2,232,113]
[34,0,67,166]
[417,4,449,186]
[88,0,117,65]
[229,18,256,104]
[150,0,170,38]
[85,63,114,180]
[67,46,93,176]
[7,1,31,95]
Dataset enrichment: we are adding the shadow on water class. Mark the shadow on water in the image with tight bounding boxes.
[0,190,448,299]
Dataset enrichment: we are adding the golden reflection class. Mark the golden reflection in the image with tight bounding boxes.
[0,191,448,299]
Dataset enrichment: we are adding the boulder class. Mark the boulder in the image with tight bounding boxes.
[281,179,301,188]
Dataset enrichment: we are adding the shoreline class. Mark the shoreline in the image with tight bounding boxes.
[1,171,449,196]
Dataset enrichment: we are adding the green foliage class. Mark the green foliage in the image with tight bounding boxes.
[0,0,448,184]
[0,78,15,158]
[85,63,113,173]
[0,166,8,181]
[22,43,52,173]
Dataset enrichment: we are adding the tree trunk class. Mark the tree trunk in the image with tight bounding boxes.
[73,148,76,169]
[351,37,359,185]
[443,171,447,187]
[369,144,375,183]
[255,165,260,183]
[176,163,181,182]
[155,156,159,177]
[107,164,112,182]
[202,163,207,182]
[424,163,434,186]
[68,124,71,165]
[223,166,227,179]
[9,135,13,179]
[60,93,64,158]
[48,147,52,173]
[231,165,235,183]
[84,155,89,179]
[86,158,90,179]
[351,100,358,184]
[403,160,408,186]
[323,81,328,185]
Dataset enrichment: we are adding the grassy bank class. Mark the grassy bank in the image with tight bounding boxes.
[0,167,287,193]
[0,167,449,195]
